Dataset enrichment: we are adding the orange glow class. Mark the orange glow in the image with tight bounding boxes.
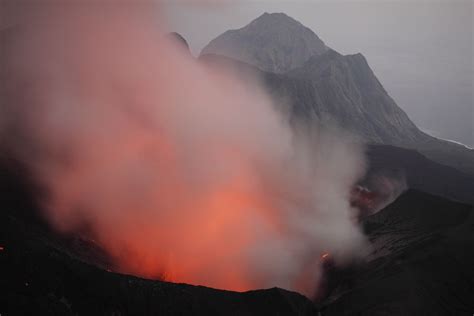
[97,152,282,292]
[2,2,369,298]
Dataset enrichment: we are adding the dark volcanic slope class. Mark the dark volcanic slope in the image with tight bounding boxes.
[2,165,473,315]
[1,233,315,316]
[0,165,316,316]
[323,190,474,316]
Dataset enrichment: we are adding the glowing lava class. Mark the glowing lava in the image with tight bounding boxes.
[1,1,369,297]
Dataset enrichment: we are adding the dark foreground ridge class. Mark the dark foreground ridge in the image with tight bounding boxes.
[0,164,316,316]
[324,189,474,315]
[1,158,474,315]
[1,231,315,316]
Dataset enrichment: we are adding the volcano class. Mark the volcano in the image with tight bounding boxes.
[1,10,474,316]
[1,156,473,315]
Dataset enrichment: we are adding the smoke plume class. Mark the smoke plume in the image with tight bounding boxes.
[0,1,368,297]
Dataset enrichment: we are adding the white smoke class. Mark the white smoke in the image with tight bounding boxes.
[0,1,368,297]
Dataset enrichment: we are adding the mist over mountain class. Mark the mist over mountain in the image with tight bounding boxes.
[166,1,473,150]
[285,49,421,144]
[201,17,473,314]
[200,12,474,175]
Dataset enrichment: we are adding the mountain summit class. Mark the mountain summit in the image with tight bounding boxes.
[200,13,474,175]
[201,12,327,73]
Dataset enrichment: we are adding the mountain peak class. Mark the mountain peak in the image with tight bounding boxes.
[254,12,298,23]
[245,12,309,33]
[201,13,327,73]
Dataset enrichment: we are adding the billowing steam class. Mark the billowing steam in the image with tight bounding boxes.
[1,2,368,297]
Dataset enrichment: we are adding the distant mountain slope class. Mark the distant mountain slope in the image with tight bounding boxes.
[365,144,474,205]
[201,12,327,73]
[284,49,474,175]
[199,13,474,175]
[286,49,421,144]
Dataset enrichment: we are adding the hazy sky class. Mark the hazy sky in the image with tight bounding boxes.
[163,0,473,146]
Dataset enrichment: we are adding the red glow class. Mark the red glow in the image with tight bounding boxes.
[100,159,281,292]
[1,2,369,297]
[350,186,378,218]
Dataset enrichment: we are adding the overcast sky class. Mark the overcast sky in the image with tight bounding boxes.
[163,0,473,146]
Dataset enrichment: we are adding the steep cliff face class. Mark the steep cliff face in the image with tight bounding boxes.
[201,12,327,74]
[285,49,421,144]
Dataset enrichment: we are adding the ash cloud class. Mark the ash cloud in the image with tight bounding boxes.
[1,1,368,297]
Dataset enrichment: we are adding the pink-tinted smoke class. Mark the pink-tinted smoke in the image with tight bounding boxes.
[0,1,368,297]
